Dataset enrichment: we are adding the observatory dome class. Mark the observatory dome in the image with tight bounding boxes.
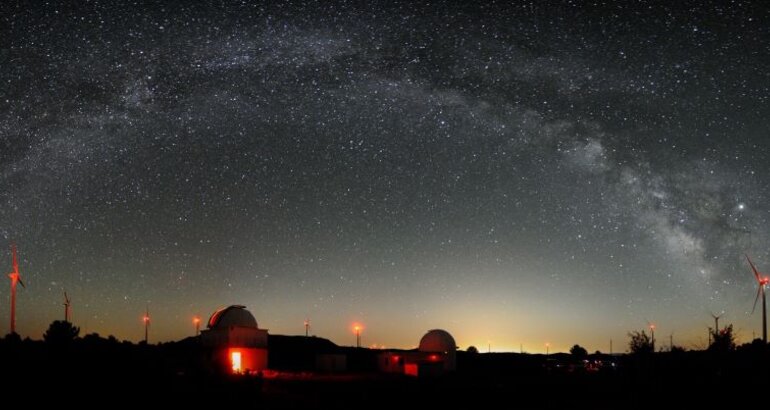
[419,329,456,353]
[207,305,258,329]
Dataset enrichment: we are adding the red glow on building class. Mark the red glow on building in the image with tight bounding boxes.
[227,347,262,374]
[208,306,228,327]
[231,350,242,373]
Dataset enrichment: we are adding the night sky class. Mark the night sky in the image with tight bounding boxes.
[2,1,769,352]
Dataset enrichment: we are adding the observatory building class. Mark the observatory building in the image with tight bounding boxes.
[200,305,268,374]
[379,329,457,377]
[417,329,457,371]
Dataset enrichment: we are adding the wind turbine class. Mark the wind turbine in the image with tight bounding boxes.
[7,243,25,335]
[709,311,724,333]
[63,291,71,322]
[745,255,768,343]
[143,306,150,344]
[193,316,201,336]
[646,321,656,352]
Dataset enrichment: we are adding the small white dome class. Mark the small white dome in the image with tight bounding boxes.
[207,305,258,329]
[419,329,456,353]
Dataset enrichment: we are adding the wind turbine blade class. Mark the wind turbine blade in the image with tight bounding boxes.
[17,276,25,288]
[746,254,762,282]
[752,285,762,314]
[65,291,70,304]
[11,243,19,274]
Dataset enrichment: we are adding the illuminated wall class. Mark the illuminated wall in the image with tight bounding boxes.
[227,347,268,374]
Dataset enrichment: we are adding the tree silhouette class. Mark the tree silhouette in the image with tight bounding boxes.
[570,344,588,358]
[628,330,654,354]
[466,345,479,354]
[708,324,736,352]
[44,320,80,346]
[3,332,21,344]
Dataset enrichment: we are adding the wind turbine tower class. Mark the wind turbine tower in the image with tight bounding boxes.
[63,291,71,322]
[7,243,25,334]
[143,306,150,344]
[746,255,768,343]
[648,322,656,352]
[193,316,201,336]
[710,311,724,333]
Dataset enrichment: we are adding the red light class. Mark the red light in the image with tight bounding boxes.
[143,315,150,323]
[193,316,200,324]
[429,354,438,361]
[392,356,400,363]
[231,351,242,373]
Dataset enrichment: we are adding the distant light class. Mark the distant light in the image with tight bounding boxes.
[738,203,746,211]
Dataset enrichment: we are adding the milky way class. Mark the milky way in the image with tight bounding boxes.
[1,2,769,351]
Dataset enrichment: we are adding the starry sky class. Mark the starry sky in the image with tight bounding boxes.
[1,1,769,352]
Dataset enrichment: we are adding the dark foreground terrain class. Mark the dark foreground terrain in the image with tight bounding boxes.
[1,334,768,409]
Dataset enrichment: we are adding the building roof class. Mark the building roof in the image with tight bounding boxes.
[207,305,258,329]
[419,329,456,353]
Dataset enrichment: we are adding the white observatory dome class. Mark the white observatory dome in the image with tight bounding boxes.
[419,329,456,353]
[207,305,258,329]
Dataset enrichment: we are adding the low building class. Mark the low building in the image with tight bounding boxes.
[200,305,268,374]
[378,329,457,377]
